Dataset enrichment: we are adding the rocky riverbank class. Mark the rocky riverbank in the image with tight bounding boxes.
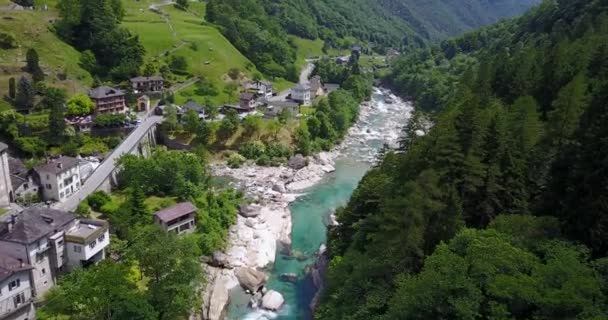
[200,151,337,319]
[199,88,414,320]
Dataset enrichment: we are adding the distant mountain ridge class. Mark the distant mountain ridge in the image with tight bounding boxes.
[379,0,543,41]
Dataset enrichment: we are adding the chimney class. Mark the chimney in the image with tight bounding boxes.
[57,162,63,169]
[6,213,16,233]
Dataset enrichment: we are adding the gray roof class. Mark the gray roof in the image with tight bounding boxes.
[293,84,310,91]
[88,86,125,99]
[154,202,197,223]
[131,76,164,82]
[240,92,255,101]
[10,174,26,191]
[8,157,26,175]
[268,100,299,108]
[183,100,206,113]
[324,83,340,91]
[35,156,79,175]
[0,208,76,244]
[0,142,7,153]
[0,254,32,282]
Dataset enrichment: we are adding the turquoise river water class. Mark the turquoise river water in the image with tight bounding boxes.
[228,89,411,320]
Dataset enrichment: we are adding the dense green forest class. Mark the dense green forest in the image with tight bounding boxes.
[317,0,608,319]
[205,0,539,79]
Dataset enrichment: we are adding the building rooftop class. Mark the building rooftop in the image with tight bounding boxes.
[154,202,197,223]
[268,100,300,108]
[0,208,75,244]
[130,76,164,82]
[182,100,206,114]
[0,253,32,282]
[88,86,125,100]
[293,84,311,91]
[34,156,79,175]
[65,219,109,244]
[8,157,26,175]
[240,92,255,101]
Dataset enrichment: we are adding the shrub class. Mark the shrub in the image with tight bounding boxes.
[266,142,291,158]
[256,154,270,166]
[76,201,91,217]
[87,191,111,210]
[239,141,266,159]
[227,152,245,168]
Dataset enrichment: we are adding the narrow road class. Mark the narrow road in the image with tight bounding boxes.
[268,63,315,102]
[55,115,164,211]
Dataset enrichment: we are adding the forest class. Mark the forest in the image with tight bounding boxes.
[205,0,539,80]
[316,0,608,319]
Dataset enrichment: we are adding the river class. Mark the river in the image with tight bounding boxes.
[226,88,413,320]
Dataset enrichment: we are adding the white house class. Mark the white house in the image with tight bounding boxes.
[64,219,110,270]
[291,84,311,106]
[0,142,13,207]
[35,156,81,202]
[0,208,110,298]
[0,254,35,320]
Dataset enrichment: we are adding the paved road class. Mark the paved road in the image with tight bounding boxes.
[268,63,315,102]
[55,115,164,211]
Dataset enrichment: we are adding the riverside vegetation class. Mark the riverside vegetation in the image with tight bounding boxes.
[38,148,242,320]
[316,1,608,319]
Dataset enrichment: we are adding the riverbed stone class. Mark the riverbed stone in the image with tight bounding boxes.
[262,290,285,311]
[209,251,232,269]
[272,183,287,193]
[235,267,267,292]
[288,154,307,169]
[239,204,261,218]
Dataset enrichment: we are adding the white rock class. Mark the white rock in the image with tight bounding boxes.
[262,290,285,311]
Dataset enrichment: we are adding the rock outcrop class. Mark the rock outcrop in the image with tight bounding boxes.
[239,204,262,218]
[235,267,267,293]
[279,272,298,284]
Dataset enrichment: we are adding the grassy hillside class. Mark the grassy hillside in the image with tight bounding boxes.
[121,0,272,105]
[0,0,92,96]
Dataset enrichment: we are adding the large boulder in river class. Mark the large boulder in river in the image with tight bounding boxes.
[288,154,307,170]
[209,251,232,269]
[239,204,261,218]
[235,267,267,292]
[262,290,285,311]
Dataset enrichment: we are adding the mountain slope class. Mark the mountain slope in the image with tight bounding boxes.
[205,0,540,79]
[316,0,608,319]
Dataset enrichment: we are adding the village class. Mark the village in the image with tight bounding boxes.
[0,53,349,319]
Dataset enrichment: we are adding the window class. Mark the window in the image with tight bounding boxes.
[59,183,62,188]
[41,268,46,275]
[57,239,64,246]
[24,183,28,189]
[98,233,106,242]
[89,240,97,249]
[35,253,43,263]
[45,184,52,190]
[59,192,64,198]
[8,279,20,291]
[73,245,81,253]
[46,174,50,180]
[13,292,25,307]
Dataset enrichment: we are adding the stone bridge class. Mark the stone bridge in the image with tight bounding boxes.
[54,116,163,212]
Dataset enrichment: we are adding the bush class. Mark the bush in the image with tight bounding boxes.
[87,191,111,210]
[76,201,91,217]
[256,154,270,166]
[227,152,245,168]
[239,141,266,159]
[266,142,291,158]
[0,32,17,49]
